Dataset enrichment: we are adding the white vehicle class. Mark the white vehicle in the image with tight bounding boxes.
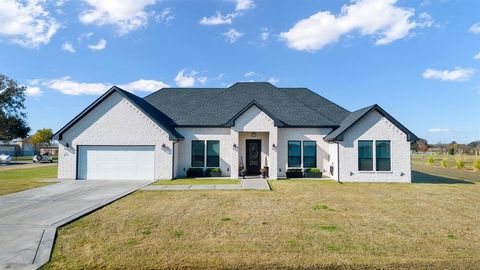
[33,154,54,163]
[0,154,12,163]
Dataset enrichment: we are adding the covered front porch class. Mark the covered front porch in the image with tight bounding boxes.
[231,130,278,180]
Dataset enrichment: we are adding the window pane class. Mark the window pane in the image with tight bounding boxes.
[376,141,390,171]
[358,141,373,171]
[207,141,220,167]
[358,141,373,158]
[191,140,204,167]
[303,141,316,168]
[288,141,301,167]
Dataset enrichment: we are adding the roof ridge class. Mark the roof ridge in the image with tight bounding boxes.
[281,88,343,125]
[171,88,228,122]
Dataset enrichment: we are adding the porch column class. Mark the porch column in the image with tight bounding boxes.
[269,127,278,179]
[231,129,239,179]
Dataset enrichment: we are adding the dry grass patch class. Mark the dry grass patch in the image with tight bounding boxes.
[44,177,479,269]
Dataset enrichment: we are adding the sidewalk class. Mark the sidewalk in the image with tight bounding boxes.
[141,178,270,191]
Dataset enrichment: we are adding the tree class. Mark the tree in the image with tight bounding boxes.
[0,74,30,142]
[30,128,53,154]
[412,138,428,152]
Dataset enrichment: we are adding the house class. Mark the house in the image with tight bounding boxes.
[0,139,34,156]
[53,82,417,182]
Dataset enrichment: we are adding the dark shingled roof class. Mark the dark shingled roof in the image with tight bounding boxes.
[144,82,350,127]
[54,82,417,142]
[324,104,418,142]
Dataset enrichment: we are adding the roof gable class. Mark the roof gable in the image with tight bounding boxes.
[53,86,183,141]
[226,100,285,127]
[324,104,418,142]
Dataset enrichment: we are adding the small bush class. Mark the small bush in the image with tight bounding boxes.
[440,158,448,168]
[305,168,321,173]
[286,168,303,173]
[205,167,221,173]
[472,158,480,171]
[455,155,465,169]
[426,155,435,166]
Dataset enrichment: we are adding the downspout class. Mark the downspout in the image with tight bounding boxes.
[337,142,342,184]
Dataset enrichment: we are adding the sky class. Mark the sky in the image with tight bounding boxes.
[0,0,479,144]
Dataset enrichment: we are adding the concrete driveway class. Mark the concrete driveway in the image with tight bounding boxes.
[0,179,153,269]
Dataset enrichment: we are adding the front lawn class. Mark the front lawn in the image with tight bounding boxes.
[153,178,240,185]
[0,165,58,196]
[45,168,479,269]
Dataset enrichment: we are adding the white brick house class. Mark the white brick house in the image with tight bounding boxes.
[53,82,417,182]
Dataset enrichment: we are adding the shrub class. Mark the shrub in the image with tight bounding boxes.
[455,155,465,169]
[286,168,303,173]
[305,168,321,173]
[473,158,480,171]
[186,168,204,177]
[440,158,448,168]
[205,167,221,173]
[427,155,435,166]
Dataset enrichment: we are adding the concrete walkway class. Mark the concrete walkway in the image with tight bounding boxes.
[141,178,270,191]
[0,179,153,269]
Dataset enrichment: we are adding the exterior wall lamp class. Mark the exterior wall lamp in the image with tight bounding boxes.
[272,143,277,151]
[233,143,238,150]
[161,143,167,151]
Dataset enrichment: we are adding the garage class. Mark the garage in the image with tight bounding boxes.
[77,146,155,180]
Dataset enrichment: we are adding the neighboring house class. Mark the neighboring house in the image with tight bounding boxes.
[0,139,34,156]
[53,82,417,182]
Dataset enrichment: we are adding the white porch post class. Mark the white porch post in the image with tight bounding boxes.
[231,129,239,179]
[269,127,278,179]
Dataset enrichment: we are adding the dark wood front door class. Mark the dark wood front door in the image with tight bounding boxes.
[246,140,261,175]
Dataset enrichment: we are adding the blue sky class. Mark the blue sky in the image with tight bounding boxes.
[0,0,479,143]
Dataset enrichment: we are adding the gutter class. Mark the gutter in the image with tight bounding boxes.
[171,140,178,180]
[337,142,342,184]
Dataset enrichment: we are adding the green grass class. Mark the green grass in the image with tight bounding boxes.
[44,163,480,269]
[0,165,57,196]
[152,178,240,185]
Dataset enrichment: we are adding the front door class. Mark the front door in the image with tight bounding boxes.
[246,140,261,175]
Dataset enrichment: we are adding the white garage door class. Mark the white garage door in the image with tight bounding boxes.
[78,146,155,180]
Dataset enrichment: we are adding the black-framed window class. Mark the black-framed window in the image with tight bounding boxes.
[376,140,391,171]
[207,140,220,167]
[288,141,301,167]
[358,140,373,171]
[303,141,316,168]
[191,140,205,167]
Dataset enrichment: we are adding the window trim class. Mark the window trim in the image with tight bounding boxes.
[375,140,391,172]
[358,140,374,172]
[206,140,220,168]
[302,141,317,168]
[287,140,302,168]
[191,140,205,168]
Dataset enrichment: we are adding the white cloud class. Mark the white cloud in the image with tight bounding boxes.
[260,27,270,41]
[474,52,480,60]
[26,86,42,97]
[235,0,254,12]
[119,79,169,92]
[88,39,106,50]
[267,77,279,84]
[223,28,243,43]
[199,12,235,25]
[280,0,432,52]
[155,7,174,23]
[61,41,76,53]
[39,77,168,95]
[422,67,474,82]
[79,0,157,35]
[199,0,254,26]
[0,0,60,48]
[468,22,480,34]
[175,69,197,87]
[78,32,94,42]
[428,128,450,133]
[244,71,257,77]
[198,77,208,85]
